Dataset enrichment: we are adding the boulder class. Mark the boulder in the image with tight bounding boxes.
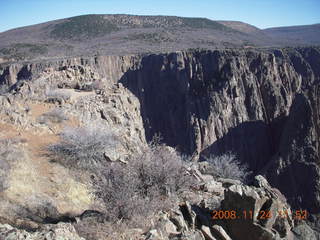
[201,225,217,240]
[292,222,318,240]
[145,229,162,240]
[176,230,205,240]
[211,225,232,240]
[217,178,242,188]
[180,202,197,230]
[201,180,224,195]
[169,208,189,232]
[221,175,293,240]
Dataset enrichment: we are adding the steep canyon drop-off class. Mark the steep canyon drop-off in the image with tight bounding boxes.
[1,47,320,214]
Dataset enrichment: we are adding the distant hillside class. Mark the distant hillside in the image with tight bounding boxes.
[263,24,320,46]
[217,20,263,34]
[0,14,319,62]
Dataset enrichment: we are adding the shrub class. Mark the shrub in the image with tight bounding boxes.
[132,144,191,196]
[38,108,69,124]
[96,162,145,221]
[48,127,194,225]
[96,144,193,222]
[45,89,71,103]
[75,219,144,240]
[47,125,118,170]
[205,153,251,182]
[91,80,105,91]
[0,85,8,95]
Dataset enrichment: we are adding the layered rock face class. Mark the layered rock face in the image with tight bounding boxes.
[119,47,320,214]
[1,47,320,214]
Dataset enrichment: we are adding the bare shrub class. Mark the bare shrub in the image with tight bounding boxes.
[48,127,194,227]
[0,138,22,191]
[0,85,8,95]
[97,162,147,222]
[205,152,251,182]
[47,125,119,170]
[45,89,71,103]
[75,219,145,240]
[96,144,193,223]
[75,82,94,92]
[38,108,69,124]
[132,144,192,196]
[91,80,105,90]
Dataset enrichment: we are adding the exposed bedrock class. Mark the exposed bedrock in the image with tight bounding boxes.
[119,47,320,214]
[1,47,320,213]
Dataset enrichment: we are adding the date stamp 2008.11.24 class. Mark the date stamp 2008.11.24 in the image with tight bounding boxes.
[212,209,308,221]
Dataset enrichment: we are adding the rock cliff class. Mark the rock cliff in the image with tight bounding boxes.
[1,47,320,215]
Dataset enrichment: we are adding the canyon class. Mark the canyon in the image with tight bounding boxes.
[1,47,320,215]
[1,14,320,240]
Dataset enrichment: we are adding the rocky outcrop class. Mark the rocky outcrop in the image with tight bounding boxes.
[156,175,294,240]
[1,47,320,214]
[221,175,294,239]
[0,85,146,232]
[0,150,311,240]
[0,223,85,240]
[0,54,140,87]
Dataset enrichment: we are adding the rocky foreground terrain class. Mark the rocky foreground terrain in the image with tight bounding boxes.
[0,44,320,239]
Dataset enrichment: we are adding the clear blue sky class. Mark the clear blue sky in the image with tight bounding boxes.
[1,0,319,33]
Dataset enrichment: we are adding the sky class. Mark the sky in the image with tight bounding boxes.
[1,0,319,33]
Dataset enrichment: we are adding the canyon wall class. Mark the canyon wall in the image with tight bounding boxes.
[1,47,320,213]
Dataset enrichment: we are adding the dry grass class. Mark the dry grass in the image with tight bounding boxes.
[0,116,93,221]
[0,138,23,192]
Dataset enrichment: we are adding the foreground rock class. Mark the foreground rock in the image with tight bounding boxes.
[0,223,85,240]
[0,167,315,240]
[221,175,294,239]
[143,175,296,240]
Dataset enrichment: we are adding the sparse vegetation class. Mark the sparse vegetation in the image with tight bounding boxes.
[45,89,71,103]
[0,138,22,192]
[96,144,192,222]
[48,126,194,233]
[205,152,251,182]
[50,15,119,39]
[0,43,48,60]
[48,125,119,170]
[38,108,69,124]
[0,85,9,95]
[91,80,105,90]
[125,32,174,43]
[181,17,231,31]
[75,219,144,240]
[0,14,318,61]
